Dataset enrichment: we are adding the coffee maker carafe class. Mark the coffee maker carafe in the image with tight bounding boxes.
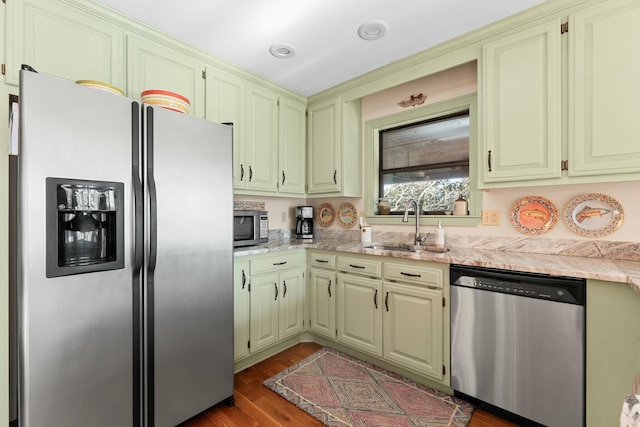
[296,206,314,239]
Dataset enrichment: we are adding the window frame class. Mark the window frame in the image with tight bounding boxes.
[364,94,481,226]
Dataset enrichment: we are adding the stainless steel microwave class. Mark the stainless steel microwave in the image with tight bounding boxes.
[233,210,268,247]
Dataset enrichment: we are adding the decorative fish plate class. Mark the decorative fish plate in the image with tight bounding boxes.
[563,193,624,237]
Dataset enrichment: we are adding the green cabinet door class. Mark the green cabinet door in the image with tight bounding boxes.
[568,0,640,177]
[336,273,383,357]
[307,98,340,193]
[127,35,205,118]
[245,84,279,192]
[7,0,125,87]
[278,97,307,195]
[309,268,336,340]
[206,66,247,189]
[249,273,280,353]
[481,19,562,184]
[278,268,305,340]
[233,260,250,361]
[383,282,443,380]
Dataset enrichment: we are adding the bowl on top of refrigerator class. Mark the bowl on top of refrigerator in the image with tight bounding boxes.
[76,80,124,96]
[140,89,190,114]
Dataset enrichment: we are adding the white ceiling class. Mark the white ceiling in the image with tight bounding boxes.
[95,0,547,96]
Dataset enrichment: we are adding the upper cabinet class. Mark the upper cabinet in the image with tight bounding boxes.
[480,20,562,184]
[127,35,205,118]
[6,0,125,87]
[207,70,306,195]
[244,84,279,192]
[206,66,246,188]
[480,0,640,188]
[307,97,362,197]
[278,97,307,195]
[568,0,640,177]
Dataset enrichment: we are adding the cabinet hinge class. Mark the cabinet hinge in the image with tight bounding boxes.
[1,64,5,75]
[560,22,569,34]
[202,69,206,79]
[443,365,446,375]
[442,297,446,307]
[561,160,569,171]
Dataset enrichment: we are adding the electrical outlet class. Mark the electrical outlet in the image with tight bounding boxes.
[281,211,287,222]
[481,210,500,226]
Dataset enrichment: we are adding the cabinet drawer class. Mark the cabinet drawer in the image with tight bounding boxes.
[337,256,381,278]
[251,251,304,275]
[309,252,336,269]
[383,262,443,288]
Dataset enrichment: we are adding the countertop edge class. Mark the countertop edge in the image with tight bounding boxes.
[235,239,640,292]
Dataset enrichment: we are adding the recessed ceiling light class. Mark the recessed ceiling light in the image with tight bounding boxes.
[269,43,296,59]
[357,20,388,41]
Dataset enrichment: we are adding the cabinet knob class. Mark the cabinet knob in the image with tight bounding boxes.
[282,170,286,185]
[274,283,278,300]
[385,291,389,312]
[240,164,244,181]
[328,280,332,298]
[487,150,492,172]
[241,270,246,289]
[374,289,378,309]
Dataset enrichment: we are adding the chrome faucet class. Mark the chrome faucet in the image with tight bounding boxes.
[402,199,428,245]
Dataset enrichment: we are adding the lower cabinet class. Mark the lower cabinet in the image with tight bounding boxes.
[309,267,336,339]
[233,260,250,361]
[331,254,447,384]
[383,282,443,380]
[336,273,383,356]
[249,251,305,354]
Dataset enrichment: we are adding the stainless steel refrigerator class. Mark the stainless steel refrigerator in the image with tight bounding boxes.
[11,70,234,427]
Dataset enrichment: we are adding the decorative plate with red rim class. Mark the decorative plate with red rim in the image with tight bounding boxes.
[563,193,624,237]
[316,203,334,227]
[337,202,358,228]
[509,196,559,235]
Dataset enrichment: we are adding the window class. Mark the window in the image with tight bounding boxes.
[379,112,469,214]
[364,94,480,225]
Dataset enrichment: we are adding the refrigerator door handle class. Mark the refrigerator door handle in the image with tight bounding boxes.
[147,106,158,274]
[132,102,144,274]
[131,101,143,427]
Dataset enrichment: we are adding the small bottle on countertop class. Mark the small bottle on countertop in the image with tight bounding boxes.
[435,221,445,248]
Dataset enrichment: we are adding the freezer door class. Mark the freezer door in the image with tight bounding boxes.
[17,71,139,427]
[144,105,234,427]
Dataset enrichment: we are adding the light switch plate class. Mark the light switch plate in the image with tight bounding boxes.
[482,210,500,226]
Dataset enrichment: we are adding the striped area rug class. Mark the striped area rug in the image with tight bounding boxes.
[263,347,474,426]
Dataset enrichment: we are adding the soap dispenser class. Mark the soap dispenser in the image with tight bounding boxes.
[435,221,445,248]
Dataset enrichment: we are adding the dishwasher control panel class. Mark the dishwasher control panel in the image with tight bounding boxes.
[451,265,585,305]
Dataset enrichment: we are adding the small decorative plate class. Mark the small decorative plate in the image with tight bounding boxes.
[509,196,559,235]
[563,193,624,237]
[337,202,358,228]
[316,203,335,227]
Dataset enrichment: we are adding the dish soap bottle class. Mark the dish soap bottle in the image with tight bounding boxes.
[435,221,445,248]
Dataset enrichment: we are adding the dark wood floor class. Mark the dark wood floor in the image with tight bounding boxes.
[181,342,517,426]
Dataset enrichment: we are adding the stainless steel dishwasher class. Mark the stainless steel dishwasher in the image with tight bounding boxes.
[450,265,585,427]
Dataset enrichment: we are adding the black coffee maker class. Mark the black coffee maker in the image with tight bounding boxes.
[295,206,313,239]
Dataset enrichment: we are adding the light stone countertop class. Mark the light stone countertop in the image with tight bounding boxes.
[235,237,640,292]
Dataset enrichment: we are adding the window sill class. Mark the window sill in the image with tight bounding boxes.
[365,214,481,226]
